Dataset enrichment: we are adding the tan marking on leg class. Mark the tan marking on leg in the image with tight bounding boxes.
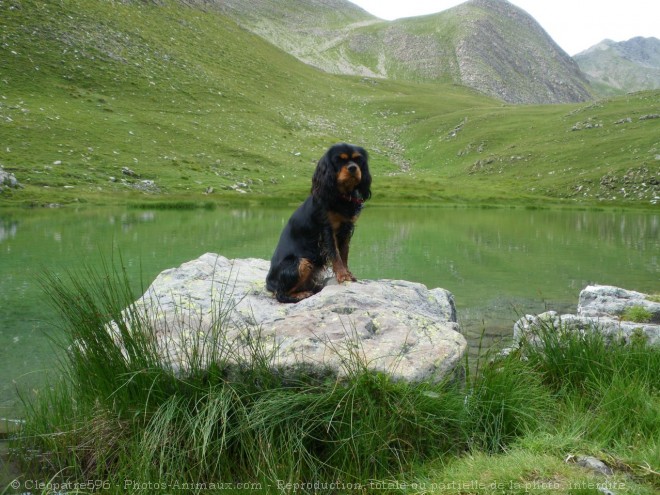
[285,258,318,301]
[326,212,357,283]
[290,258,313,292]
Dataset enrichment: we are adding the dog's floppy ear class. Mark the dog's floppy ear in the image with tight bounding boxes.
[357,147,372,201]
[311,150,336,203]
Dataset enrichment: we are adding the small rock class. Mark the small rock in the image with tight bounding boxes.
[579,285,660,323]
[121,166,139,178]
[134,180,159,193]
[576,456,613,476]
[0,166,21,191]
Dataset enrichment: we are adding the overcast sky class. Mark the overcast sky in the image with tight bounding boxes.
[349,0,660,55]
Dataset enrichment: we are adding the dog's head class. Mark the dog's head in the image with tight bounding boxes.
[311,143,371,204]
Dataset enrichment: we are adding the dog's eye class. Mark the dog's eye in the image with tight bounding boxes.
[336,151,363,166]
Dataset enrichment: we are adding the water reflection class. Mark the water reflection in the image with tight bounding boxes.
[0,206,658,417]
[0,219,18,243]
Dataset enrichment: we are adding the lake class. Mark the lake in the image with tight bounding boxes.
[1,205,658,418]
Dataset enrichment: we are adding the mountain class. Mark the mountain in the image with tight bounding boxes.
[1,0,658,208]
[575,37,660,96]
[212,0,592,104]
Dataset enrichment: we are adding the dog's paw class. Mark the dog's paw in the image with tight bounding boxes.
[336,271,356,284]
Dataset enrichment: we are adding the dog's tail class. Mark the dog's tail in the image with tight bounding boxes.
[267,264,300,303]
[267,257,324,303]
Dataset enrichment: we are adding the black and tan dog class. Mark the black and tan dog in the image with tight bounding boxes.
[266,143,372,303]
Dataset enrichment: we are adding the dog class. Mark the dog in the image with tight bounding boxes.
[266,143,371,303]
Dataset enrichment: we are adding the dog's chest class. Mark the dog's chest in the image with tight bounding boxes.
[326,210,357,231]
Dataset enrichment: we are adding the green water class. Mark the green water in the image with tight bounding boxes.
[1,205,658,418]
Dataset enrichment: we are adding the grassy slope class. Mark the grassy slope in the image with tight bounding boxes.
[0,0,658,208]
[400,92,660,204]
[0,0,387,206]
[320,13,462,83]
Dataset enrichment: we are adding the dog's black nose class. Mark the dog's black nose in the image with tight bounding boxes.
[347,163,358,174]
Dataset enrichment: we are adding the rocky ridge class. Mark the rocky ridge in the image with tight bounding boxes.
[450,0,591,103]
[575,37,660,95]
[206,0,592,104]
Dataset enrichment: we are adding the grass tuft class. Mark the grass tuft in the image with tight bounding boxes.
[621,305,653,323]
[465,355,554,453]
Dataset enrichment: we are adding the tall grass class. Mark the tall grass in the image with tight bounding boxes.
[13,262,472,491]
[10,263,659,493]
[518,318,660,453]
[465,355,554,453]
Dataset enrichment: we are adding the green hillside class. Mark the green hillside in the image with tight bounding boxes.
[1,0,658,208]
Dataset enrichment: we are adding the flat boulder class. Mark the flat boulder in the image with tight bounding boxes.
[513,285,660,347]
[578,285,660,322]
[128,253,467,383]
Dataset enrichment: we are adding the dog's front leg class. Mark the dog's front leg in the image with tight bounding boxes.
[336,222,356,282]
[324,214,355,283]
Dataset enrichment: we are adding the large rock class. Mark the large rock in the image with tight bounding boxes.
[125,253,466,383]
[578,285,660,322]
[513,285,660,347]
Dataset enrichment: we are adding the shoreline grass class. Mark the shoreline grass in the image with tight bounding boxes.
[4,264,659,494]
